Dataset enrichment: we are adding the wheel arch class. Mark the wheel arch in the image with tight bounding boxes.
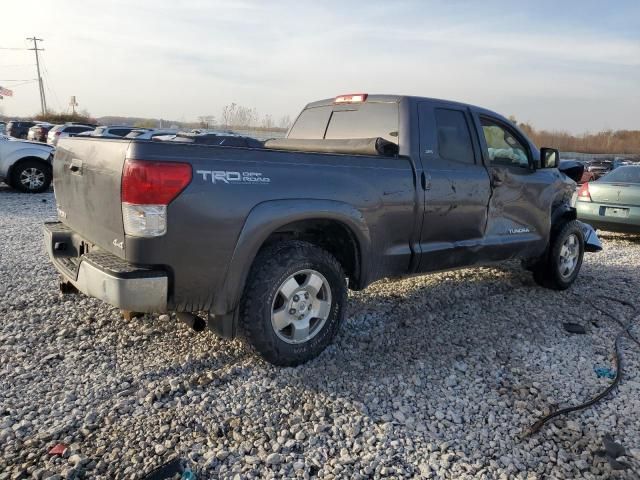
[7,155,52,180]
[212,199,371,315]
[550,203,577,236]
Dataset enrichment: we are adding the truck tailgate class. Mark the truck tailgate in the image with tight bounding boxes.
[53,138,129,257]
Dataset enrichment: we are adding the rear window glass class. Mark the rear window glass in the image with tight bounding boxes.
[599,166,640,183]
[289,102,399,144]
[288,107,332,139]
[110,128,132,137]
[435,109,475,164]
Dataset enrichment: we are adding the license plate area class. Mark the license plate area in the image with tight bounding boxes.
[601,206,629,218]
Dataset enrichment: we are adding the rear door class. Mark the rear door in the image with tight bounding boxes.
[417,102,491,271]
[53,138,130,257]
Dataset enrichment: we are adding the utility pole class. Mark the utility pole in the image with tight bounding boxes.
[27,36,47,116]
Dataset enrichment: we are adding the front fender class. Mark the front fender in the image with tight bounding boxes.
[2,147,53,175]
[212,199,371,315]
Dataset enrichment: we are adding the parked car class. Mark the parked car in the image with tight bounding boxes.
[27,123,54,142]
[0,122,6,135]
[584,160,612,180]
[0,135,55,192]
[124,128,180,140]
[45,93,601,366]
[47,124,96,146]
[88,126,138,138]
[577,165,640,233]
[6,120,36,139]
[612,158,632,170]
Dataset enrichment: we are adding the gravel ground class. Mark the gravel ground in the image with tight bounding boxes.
[1,185,639,480]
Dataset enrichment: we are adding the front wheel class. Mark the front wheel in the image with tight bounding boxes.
[10,160,52,193]
[532,220,585,290]
[239,240,347,366]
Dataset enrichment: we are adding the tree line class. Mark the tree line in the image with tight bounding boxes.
[199,103,291,131]
[510,117,640,154]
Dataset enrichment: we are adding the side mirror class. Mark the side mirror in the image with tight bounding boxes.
[540,147,559,168]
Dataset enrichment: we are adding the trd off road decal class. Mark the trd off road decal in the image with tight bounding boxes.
[196,170,271,185]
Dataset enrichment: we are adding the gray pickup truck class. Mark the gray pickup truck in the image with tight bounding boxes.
[44,93,601,365]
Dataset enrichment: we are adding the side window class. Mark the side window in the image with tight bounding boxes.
[481,118,530,168]
[435,108,475,164]
[110,128,132,137]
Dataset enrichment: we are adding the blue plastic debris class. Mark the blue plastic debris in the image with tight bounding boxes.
[182,468,196,480]
[594,366,616,379]
[142,458,196,480]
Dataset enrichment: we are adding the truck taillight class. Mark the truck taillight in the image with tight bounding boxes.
[121,160,191,237]
[334,93,368,103]
[577,182,591,202]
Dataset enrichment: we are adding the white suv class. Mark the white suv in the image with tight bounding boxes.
[124,128,179,140]
[88,126,139,138]
[47,124,95,146]
[0,135,54,192]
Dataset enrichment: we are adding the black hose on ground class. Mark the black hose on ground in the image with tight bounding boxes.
[524,295,639,436]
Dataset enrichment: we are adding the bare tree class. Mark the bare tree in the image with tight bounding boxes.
[221,103,237,127]
[198,115,216,128]
[221,103,259,128]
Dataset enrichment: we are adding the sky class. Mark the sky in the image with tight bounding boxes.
[1,0,639,133]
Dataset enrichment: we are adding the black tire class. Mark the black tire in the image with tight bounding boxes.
[239,240,347,366]
[532,220,585,290]
[10,159,52,193]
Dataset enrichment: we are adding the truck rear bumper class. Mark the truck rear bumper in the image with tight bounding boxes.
[43,222,168,312]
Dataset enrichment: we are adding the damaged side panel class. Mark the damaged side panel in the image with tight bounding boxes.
[481,167,561,260]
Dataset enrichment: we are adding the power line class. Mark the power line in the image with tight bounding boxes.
[40,57,62,112]
[0,47,29,50]
[26,36,47,115]
[4,80,37,88]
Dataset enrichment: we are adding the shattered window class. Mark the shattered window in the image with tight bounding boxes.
[481,119,529,168]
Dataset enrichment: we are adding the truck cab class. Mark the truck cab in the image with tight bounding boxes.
[286,94,573,273]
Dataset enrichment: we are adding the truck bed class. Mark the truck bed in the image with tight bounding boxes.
[52,137,418,312]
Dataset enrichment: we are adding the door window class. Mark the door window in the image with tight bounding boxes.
[481,118,530,168]
[435,108,475,164]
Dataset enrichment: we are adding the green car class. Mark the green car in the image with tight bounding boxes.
[577,165,640,233]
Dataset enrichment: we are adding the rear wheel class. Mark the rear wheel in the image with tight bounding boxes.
[239,240,347,366]
[10,160,52,193]
[532,220,585,290]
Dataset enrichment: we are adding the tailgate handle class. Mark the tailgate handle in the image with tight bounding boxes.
[69,160,83,174]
